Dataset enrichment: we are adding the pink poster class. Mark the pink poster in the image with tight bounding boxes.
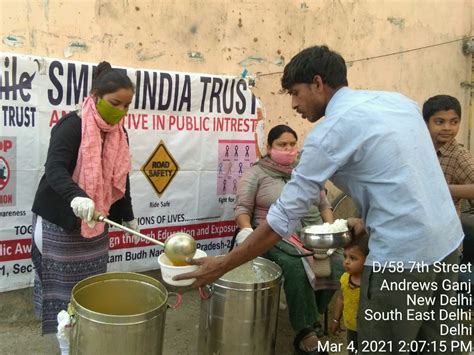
[217,139,256,195]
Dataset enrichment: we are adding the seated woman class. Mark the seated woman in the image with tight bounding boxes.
[234,124,343,355]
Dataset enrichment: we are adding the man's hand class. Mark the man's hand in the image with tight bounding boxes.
[347,217,367,240]
[173,255,228,288]
[174,221,281,288]
[70,197,95,222]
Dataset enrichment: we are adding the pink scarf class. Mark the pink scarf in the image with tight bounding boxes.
[72,96,131,238]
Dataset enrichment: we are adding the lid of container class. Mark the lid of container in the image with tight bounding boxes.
[216,257,282,290]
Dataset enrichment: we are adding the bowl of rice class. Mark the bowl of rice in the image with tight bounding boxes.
[158,249,207,286]
[300,219,351,249]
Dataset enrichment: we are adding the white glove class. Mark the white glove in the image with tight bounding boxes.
[70,197,95,222]
[236,227,253,245]
[123,219,140,244]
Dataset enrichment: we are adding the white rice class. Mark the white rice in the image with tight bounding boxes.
[304,219,348,234]
[221,261,277,283]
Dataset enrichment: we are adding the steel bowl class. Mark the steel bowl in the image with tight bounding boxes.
[300,227,352,249]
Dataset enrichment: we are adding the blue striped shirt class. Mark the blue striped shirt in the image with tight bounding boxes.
[267,87,463,266]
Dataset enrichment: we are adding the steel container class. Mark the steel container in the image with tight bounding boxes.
[69,272,169,355]
[300,229,352,249]
[198,257,282,355]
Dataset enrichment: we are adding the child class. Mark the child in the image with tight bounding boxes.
[330,235,369,355]
[422,94,474,214]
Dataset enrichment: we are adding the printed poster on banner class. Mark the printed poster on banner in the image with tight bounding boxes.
[0,137,16,205]
[0,52,261,292]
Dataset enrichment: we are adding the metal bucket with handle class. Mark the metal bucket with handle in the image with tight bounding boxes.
[197,257,282,355]
[69,272,181,355]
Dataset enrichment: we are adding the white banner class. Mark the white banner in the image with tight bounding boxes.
[0,53,263,292]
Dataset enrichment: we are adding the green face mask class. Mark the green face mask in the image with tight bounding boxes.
[96,98,128,125]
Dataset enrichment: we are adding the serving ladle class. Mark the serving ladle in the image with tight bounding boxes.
[93,211,197,266]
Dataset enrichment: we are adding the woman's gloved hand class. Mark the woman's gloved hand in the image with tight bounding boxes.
[70,197,95,222]
[236,227,253,245]
[123,219,140,244]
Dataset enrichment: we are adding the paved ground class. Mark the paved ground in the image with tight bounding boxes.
[0,189,355,355]
[0,269,347,355]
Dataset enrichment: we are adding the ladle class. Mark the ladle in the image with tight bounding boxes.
[93,211,197,265]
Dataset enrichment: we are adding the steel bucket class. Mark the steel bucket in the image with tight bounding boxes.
[198,257,282,355]
[69,272,175,355]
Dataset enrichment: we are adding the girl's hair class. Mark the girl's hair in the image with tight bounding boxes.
[90,61,134,96]
[346,234,369,256]
[267,124,297,146]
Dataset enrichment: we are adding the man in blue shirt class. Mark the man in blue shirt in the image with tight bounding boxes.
[178,45,464,354]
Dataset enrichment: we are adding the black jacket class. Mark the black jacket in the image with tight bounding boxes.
[32,112,134,231]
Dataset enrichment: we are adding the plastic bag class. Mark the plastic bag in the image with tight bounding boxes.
[56,310,72,355]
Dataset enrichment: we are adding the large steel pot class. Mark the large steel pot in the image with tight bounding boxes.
[198,257,282,355]
[69,272,179,355]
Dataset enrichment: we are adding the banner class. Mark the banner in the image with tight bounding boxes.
[0,53,261,291]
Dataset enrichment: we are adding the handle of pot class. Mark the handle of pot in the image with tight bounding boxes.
[167,292,183,309]
[198,285,214,300]
[66,303,76,330]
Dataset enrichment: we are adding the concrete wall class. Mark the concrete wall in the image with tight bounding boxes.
[1,0,472,144]
[1,0,472,147]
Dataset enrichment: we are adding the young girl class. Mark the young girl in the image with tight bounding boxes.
[330,235,369,355]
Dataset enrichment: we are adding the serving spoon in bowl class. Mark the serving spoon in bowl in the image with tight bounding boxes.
[93,211,197,266]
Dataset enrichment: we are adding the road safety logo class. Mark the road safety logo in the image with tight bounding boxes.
[141,140,179,196]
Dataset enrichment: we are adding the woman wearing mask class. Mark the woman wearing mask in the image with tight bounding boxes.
[31,61,139,336]
[234,124,343,355]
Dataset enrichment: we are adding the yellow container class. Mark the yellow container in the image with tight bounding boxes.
[69,272,168,355]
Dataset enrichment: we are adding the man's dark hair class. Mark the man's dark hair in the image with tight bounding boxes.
[422,95,461,123]
[267,124,297,146]
[281,45,348,90]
